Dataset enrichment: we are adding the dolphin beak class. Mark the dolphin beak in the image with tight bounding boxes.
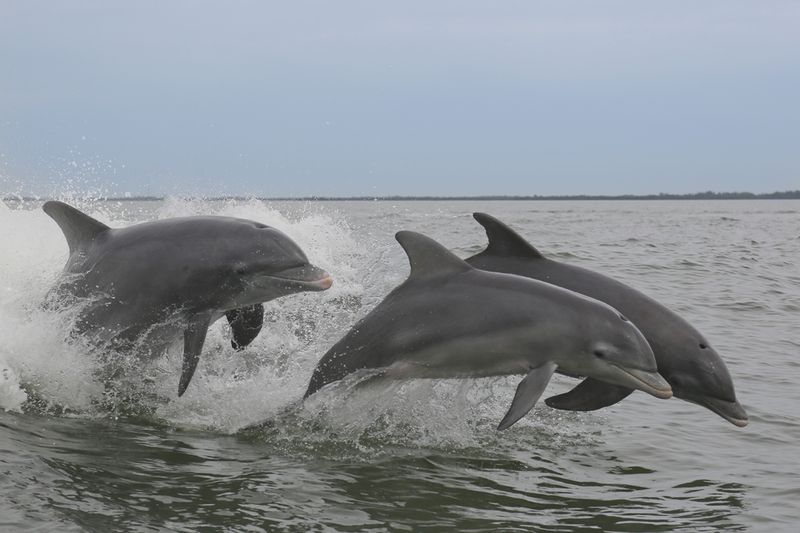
[271,264,333,291]
[612,365,673,399]
[690,396,749,427]
[310,273,334,290]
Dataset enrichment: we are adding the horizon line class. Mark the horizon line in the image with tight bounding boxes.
[3,190,799,202]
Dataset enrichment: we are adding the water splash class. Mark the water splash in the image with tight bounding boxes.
[0,198,367,425]
[0,196,596,451]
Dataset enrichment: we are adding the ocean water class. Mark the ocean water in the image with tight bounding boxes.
[1,198,798,532]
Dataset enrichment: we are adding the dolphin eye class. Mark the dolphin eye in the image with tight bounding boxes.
[593,350,606,359]
[699,343,708,349]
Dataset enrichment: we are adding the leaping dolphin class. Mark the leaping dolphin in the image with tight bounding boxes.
[304,230,671,430]
[466,212,747,427]
[43,201,333,396]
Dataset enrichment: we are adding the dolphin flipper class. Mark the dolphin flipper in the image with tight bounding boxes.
[544,378,634,411]
[226,304,265,350]
[178,315,211,397]
[497,362,557,430]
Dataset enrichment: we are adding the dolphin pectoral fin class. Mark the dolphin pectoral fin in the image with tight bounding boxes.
[226,304,265,350]
[497,362,557,431]
[544,378,633,411]
[178,316,211,397]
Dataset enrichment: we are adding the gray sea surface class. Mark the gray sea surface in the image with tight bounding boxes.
[1,199,798,531]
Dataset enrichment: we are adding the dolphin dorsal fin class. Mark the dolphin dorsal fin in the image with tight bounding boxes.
[43,201,111,254]
[395,231,472,280]
[473,212,544,259]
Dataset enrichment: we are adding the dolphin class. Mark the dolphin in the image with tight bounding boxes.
[466,212,748,427]
[304,230,671,430]
[43,201,333,396]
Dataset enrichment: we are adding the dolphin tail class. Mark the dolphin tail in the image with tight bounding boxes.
[544,378,634,411]
[497,362,557,430]
[43,201,110,254]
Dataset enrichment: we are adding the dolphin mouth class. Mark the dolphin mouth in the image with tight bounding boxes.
[268,265,333,291]
[687,395,749,427]
[612,364,673,399]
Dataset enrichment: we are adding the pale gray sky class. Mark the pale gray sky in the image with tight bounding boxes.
[1,1,798,197]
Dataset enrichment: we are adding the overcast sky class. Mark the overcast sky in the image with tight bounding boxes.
[1,1,798,197]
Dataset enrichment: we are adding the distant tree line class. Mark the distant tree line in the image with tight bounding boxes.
[4,190,800,202]
[254,190,800,201]
[269,190,800,201]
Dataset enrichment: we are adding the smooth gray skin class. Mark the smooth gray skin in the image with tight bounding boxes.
[466,212,748,427]
[43,201,332,396]
[304,230,672,430]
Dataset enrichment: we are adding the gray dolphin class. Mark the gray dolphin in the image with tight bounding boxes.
[43,201,332,396]
[304,231,671,430]
[466,212,748,427]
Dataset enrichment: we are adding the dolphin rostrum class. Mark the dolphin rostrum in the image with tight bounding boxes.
[466,212,747,427]
[304,230,671,430]
[44,201,333,396]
